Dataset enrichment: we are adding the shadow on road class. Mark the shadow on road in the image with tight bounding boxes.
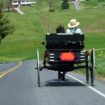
[44,79,85,87]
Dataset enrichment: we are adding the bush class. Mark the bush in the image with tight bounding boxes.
[49,0,55,12]
[62,0,69,9]
[49,8,55,12]
[0,2,14,43]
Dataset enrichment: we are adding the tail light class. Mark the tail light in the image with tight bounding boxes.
[60,52,75,61]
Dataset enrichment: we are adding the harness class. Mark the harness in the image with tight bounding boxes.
[69,28,77,34]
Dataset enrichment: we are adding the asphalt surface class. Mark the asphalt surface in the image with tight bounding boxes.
[0,60,105,105]
[0,62,18,72]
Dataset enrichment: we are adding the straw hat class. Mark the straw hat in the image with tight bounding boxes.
[68,19,80,28]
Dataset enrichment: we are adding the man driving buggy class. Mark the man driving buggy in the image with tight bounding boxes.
[66,19,83,35]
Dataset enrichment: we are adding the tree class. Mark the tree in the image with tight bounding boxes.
[7,0,12,11]
[1,0,12,11]
[49,0,55,12]
[62,0,69,9]
[0,2,14,43]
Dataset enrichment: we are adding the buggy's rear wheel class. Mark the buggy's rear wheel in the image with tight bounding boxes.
[85,52,89,84]
[90,48,95,86]
[36,49,41,87]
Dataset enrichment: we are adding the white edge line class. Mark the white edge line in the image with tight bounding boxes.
[66,74,105,98]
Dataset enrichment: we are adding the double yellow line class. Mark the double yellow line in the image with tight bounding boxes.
[0,61,22,78]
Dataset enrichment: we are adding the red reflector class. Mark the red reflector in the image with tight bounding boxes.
[60,52,75,61]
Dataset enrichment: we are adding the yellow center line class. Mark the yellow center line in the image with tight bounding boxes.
[0,61,22,78]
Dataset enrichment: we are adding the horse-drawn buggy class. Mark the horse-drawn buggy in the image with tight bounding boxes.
[36,32,95,87]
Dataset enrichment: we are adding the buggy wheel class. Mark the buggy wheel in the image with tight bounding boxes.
[85,52,89,84]
[36,49,41,87]
[90,48,95,86]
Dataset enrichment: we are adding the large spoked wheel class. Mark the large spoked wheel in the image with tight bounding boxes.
[90,48,95,86]
[85,49,95,86]
[85,51,89,84]
[36,49,41,87]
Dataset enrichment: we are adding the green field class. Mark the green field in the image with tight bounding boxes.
[0,0,105,77]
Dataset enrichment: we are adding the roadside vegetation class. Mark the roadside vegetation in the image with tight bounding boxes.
[0,2,14,43]
[0,0,105,77]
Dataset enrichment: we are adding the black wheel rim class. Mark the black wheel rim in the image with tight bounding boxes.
[90,48,95,86]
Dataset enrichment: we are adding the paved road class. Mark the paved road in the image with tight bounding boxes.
[0,60,105,105]
[0,62,18,72]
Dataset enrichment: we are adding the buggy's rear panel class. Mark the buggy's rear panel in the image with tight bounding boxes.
[44,33,85,71]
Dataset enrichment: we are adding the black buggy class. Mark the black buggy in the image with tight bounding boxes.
[36,33,95,87]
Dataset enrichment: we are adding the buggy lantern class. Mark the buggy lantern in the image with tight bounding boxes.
[60,52,75,61]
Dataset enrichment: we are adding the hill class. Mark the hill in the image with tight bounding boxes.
[0,0,105,77]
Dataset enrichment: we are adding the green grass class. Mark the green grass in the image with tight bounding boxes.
[0,0,105,77]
